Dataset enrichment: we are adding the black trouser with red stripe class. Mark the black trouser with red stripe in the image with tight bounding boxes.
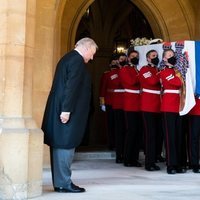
[188,115,200,167]
[114,109,126,160]
[124,111,141,163]
[162,112,185,168]
[105,105,115,150]
[143,112,163,167]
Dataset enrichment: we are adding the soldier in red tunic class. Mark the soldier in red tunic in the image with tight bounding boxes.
[160,49,186,174]
[118,48,142,167]
[99,55,118,150]
[106,53,127,163]
[188,96,200,173]
[139,49,163,171]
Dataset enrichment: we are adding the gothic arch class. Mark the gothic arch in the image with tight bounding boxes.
[131,0,195,41]
[35,0,196,166]
[54,0,195,62]
[53,0,94,66]
[130,0,169,40]
[35,0,195,126]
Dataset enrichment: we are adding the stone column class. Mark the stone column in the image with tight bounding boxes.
[0,0,43,199]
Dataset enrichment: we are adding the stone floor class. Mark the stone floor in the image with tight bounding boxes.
[34,151,200,200]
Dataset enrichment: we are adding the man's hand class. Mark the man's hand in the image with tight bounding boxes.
[60,112,70,123]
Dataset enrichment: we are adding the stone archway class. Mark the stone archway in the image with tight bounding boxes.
[130,0,195,41]
[54,0,195,148]
[57,0,195,59]
[33,0,196,166]
[53,0,95,65]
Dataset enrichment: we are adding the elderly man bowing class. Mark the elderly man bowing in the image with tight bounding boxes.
[42,38,98,193]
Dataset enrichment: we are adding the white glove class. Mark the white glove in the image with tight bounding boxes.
[101,105,106,112]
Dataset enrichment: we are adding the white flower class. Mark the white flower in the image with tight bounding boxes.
[130,37,163,47]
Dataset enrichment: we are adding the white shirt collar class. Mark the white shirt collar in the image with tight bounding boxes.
[74,48,84,57]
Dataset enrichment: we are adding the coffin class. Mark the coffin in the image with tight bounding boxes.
[134,40,200,115]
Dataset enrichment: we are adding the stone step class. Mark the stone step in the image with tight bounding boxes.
[74,151,116,160]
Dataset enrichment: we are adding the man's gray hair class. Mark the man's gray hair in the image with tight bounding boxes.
[75,37,98,50]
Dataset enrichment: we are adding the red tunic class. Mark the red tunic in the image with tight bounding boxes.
[189,98,200,115]
[118,65,140,111]
[107,68,124,110]
[159,67,183,113]
[99,71,112,105]
[139,65,161,113]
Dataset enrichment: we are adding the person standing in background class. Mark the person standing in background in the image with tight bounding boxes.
[107,53,127,163]
[99,55,119,150]
[42,37,98,193]
[119,48,142,167]
[188,95,200,173]
[139,50,163,171]
[159,49,186,174]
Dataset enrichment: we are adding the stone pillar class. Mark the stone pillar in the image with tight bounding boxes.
[0,0,43,199]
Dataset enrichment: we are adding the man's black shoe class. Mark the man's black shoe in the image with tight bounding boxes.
[54,183,85,193]
[145,164,160,171]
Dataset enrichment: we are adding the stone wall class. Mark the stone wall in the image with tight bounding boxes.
[0,0,43,199]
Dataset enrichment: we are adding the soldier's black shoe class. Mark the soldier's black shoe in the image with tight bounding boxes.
[176,167,187,173]
[145,164,160,171]
[116,157,123,163]
[54,183,85,193]
[124,161,142,167]
[156,155,166,163]
[167,166,176,174]
[116,154,124,163]
[192,166,200,173]
[132,161,142,167]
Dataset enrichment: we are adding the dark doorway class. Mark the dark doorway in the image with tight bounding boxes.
[76,0,154,150]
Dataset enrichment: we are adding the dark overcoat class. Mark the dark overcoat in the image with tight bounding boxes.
[42,50,91,149]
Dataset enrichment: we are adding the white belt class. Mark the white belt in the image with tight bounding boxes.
[113,89,125,93]
[142,88,161,95]
[163,89,180,94]
[124,89,140,94]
